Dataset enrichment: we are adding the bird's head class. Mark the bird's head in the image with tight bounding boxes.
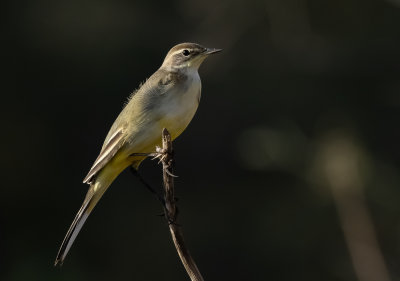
[161,42,221,71]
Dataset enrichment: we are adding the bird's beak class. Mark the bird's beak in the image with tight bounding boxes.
[204,48,222,55]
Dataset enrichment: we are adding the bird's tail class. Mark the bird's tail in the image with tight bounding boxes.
[54,165,122,266]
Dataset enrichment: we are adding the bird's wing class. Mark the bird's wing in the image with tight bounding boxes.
[83,127,126,184]
[82,69,182,184]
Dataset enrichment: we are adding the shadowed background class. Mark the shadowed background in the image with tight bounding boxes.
[3,0,400,280]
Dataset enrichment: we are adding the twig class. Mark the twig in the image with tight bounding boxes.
[158,128,205,281]
[130,167,165,204]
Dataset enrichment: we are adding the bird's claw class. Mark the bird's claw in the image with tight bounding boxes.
[150,146,167,163]
[149,146,178,177]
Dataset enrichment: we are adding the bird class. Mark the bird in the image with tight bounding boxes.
[54,43,221,266]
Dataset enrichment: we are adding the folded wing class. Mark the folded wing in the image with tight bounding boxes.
[83,128,126,184]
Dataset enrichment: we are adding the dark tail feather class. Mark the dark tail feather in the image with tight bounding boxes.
[54,190,94,266]
[55,161,122,266]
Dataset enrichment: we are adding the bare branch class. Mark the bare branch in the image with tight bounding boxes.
[158,128,205,281]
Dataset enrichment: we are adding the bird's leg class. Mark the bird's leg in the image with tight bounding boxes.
[151,146,178,178]
[130,167,165,205]
[130,148,178,221]
[130,167,177,221]
[130,150,177,177]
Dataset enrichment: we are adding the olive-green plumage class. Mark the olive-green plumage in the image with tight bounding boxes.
[54,43,221,266]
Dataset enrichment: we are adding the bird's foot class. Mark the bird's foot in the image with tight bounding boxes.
[150,146,178,177]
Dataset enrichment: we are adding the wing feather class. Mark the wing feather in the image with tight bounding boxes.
[83,128,125,184]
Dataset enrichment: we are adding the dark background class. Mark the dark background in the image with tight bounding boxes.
[3,0,400,280]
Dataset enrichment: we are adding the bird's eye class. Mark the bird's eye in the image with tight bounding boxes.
[182,49,190,56]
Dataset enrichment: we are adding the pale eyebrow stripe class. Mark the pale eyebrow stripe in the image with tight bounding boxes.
[169,48,193,57]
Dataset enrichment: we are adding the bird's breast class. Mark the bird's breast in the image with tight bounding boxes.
[158,75,201,139]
